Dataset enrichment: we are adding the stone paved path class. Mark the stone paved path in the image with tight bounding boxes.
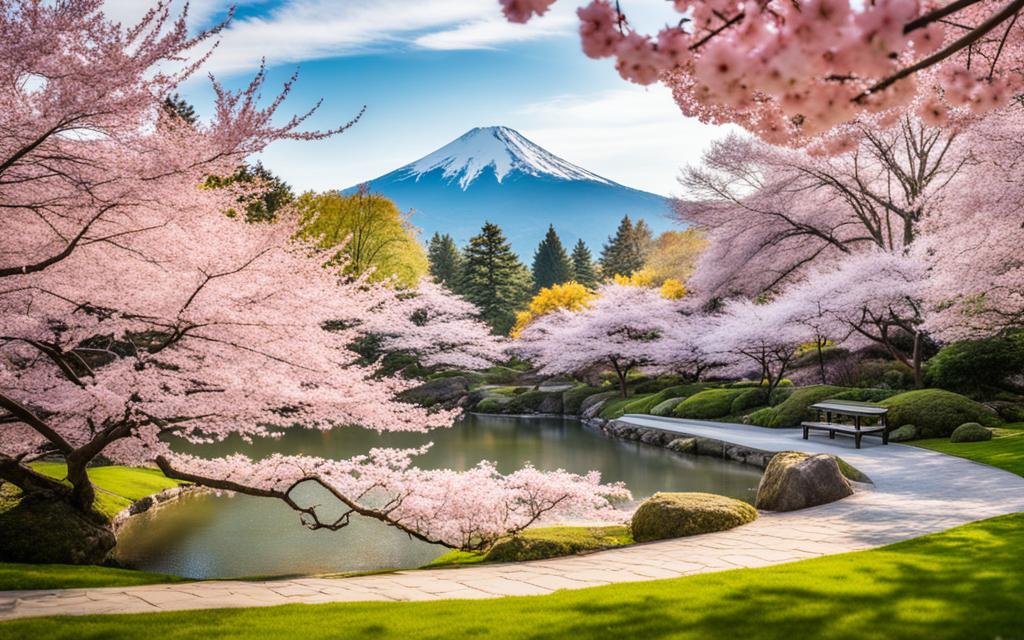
[4,416,1024,620]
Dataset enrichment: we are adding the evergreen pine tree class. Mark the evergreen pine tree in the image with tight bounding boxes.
[427,232,463,288]
[600,215,643,277]
[570,239,599,288]
[459,222,531,334]
[531,225,573,291]
[632,218,655,260]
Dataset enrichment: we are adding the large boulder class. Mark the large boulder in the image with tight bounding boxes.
[755,452,854,512]
[0,497,116,564]
[397,376,469,408]
[950,422,993,443]
[631,492,758,542]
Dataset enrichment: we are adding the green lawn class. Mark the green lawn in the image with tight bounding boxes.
[913,422,1024,478]
[28,462,184,520]
[0,563,183,591]
[3,513,1023,639]
[426,525,633,567]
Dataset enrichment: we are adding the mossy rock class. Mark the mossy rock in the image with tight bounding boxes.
[673,388,748,419]
[580,391,619,419]
[474,398,506,413]
[505,390,562,414]
[0,497,115,564]
[888,424,920,442]
[880,389,1000,437]
[484,526,632,562]
[950,422,993,443]
[651,397,685,417]
[630,492,757,543]
[755,452,853,512]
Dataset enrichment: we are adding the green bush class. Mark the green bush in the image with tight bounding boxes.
[504,390,561,414]
[853,358,917,389]
[562,385,606,415]
[673,388,748,419]
[926,333,1024,396]
[633,376,687,394]
[748,385,849,428]
[622,385,697,415]
[831,388,899,403]
[880,389,1000,437]
[474,398,505,413]
[484,526,632,562]
[630,492,757,542]
[950,422,993,443]
[651,397,685,417]
[600,395,643,419]
[730,387,770,415]
[480,365,523,384]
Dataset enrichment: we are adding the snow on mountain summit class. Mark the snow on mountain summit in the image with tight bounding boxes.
[403,126,613,190]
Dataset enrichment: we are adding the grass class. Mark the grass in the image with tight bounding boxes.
[0,563,183,591]
[913,422,1024,477]
[29,462,184,520]
[3,513,1024,639]
[426,525,632,567]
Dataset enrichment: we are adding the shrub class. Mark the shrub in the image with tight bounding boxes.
[927,334,1024,396]
[484,525,632,562]
[880,389,1000,437]
[562,385,606,415]
[633,376,686,394]
[474,398,505,413]
[651,397,685,416]
[505,390,562,414]
[852,359,917,390]
[625,385,695,414]
[831,388,899,403]
[673,388,747,419]
[730,387,770,415]
[630,492,757,542]
[749,385,848,428]
[950,422,993,443]
[600,395,647,419]
[480,365,523,384]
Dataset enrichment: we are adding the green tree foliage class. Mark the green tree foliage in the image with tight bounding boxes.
[531,225,573,291]
[296,186,428,286]
[427,232,463,287]
[571,239,599,288]
[926,332,1024,396]
[163,93,197,125]
[599,215,652,278]
[460,222,531,334]
[221,162,294,222]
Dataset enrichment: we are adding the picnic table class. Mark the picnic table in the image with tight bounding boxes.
[802,399,890,449]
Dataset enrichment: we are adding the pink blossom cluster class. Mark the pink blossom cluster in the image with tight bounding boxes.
[500,0,558,23]
[505,0,1024,146]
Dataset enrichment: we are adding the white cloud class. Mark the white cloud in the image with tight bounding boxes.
[515,86,737,196]
[100,0,230,29]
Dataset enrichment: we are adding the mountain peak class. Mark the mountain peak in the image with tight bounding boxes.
[402,126,613,190]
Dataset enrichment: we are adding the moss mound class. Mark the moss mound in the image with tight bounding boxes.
[630,492,757,543]
[880,389,999,437]
[673,388,747,419]
[484,526,633,563]
[888,424,920,442]
[748,385,847,427]
[0,497,115,565]
[651,397,685,417]
[730,387,770,414]
[950,422,993,443]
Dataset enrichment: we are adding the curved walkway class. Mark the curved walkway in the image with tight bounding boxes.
[4,416,1024,620]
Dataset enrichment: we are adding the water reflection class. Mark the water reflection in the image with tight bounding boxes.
[115,415,762,579]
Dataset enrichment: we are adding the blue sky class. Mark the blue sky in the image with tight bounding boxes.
[103,0,730,195]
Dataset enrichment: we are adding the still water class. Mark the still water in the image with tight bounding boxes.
[115,414,762,578]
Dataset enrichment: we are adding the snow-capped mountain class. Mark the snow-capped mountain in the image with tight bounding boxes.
[344,126,675,257]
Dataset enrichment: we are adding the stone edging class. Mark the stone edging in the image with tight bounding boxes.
[110,484,203,533]
[584,417,779,470]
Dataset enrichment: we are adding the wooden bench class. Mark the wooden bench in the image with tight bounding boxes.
[801,400,890,449]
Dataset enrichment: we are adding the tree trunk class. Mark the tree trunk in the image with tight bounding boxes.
[816,337,828,385]
[911,331,924,388]
[65,455,97,512]
[610,359,629,398]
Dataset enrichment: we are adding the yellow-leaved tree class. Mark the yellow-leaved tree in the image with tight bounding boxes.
[613,269,687,299]
[296,186,428,286]
[644,229,706,286]
[510,281,595,337]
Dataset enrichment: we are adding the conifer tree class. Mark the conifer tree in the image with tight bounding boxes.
[531,225,573,291]
[600,215,649,278]
[427,232,463,288]
[570,239,599,288]
[459,222,531,334]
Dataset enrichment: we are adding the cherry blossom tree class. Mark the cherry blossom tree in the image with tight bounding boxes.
[0,1,628,560]
[704,298,810,395]
[515,284,683,397]
[362,279,508,371]
[779,251,929,385]
[919,108,1024,340]
[678,119,967,302]
[503,0,1024,147]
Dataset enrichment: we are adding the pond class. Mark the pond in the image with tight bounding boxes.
[114,414,762,579]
